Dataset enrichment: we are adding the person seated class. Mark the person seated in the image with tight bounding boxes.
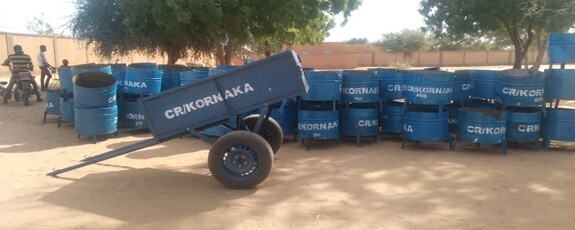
[2,45,43,103]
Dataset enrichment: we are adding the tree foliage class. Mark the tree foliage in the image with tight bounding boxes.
[430,32,513,51]
[420,0,575,69]
[374,29,431,60]
[71,0,362,65]
[27,13,58,36]
[345,38,369,44]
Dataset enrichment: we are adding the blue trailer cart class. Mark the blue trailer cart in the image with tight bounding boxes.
[47,50,308,189]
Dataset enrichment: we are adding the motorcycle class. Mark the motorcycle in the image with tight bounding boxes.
[12,71,36,105]
[2,61,39,105]
[0,80,7,99]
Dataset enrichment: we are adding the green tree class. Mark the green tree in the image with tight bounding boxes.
[345,38,369,44]
[71,0,141,60]
[430,32,512,51]
[420,0,575,69]
[71,0,361,65]
[523,0,575,70]
[27,13,58,36]
[374,29,431,61]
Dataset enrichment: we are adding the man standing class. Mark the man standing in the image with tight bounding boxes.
[38,45,53,91]
[2,45,43,103]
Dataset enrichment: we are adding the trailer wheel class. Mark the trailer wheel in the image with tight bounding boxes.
[208,131,274,189]
[243,115,283,154]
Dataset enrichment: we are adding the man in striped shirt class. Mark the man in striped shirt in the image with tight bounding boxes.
[1,45,43,103]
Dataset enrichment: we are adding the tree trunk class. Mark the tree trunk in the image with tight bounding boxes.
[509,32,526,69]
[530,36,547,72]
[264,40,272,57]
[224,38,236,65]
[166,49,180,65]
[215,43,226,66]
[503,20,534,69]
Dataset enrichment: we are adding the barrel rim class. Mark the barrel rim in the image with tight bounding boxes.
[74,72,117,88]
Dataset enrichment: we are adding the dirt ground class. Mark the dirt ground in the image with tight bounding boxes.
[1,68,575,230]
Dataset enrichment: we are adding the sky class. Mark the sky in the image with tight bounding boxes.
[0,0,425,43]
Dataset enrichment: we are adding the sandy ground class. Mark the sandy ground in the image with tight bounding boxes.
[1,68,575,230]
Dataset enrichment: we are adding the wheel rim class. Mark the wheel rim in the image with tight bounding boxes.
[220,144,260,180]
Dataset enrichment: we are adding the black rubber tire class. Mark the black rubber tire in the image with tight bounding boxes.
[208,131,274,189]
[13,89,21,102]
[243,115,283,154]
[22,88,30,106]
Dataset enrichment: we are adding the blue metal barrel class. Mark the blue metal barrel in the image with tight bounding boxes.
[544,69,575,100]
[209,65,236,76]
[506,107,541,143]
[405,70,453,105]
[471,70,498,99]
[270,99,298,136]
[73,72,117,109]
[340,106,379,137]
[111,64,126,94]
[71,64,112,76]
[204,117,236,137]
[446,103,460,134]
[57,67,73,94]
[453,70,473,102]
[160,65,188,91]
[341,71,380,104]
[75,106,118,136]
[496,69,545,107]
[45,90,61,115]
[301,71,342,101]
[67,64,112,97]
[180,67,209,85]
[118,100,147,129]
[370,68,396,74]
[457,108,507,144]
[403,106,449,141]
[382,101,404,134]
[548,33,575,64]
[542,108,575,141]
[468,98,497,109]
[59,97,75,122]
[298,110,339,140]
[203,65,240,136]
[125,63,162,95]
[379,70,405,100]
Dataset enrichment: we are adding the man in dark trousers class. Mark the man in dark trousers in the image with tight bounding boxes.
[1,45,43,103]
[38,45,53,91]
